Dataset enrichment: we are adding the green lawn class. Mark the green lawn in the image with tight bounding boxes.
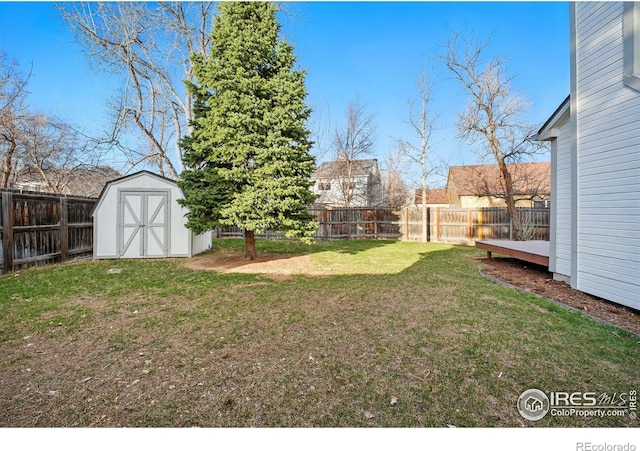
[0,239,638,427]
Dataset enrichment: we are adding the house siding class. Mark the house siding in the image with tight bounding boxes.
[310,159,382,207]
[312,174,373,207]
[554,117,572,280]
[458,195,542,209]
[574,1,640,309]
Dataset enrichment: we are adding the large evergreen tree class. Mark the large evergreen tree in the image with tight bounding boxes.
[179,2,318,259]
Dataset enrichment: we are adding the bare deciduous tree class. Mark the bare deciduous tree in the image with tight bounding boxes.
[330,99,378,207]
[18,115,106,194]
[1,54,110,194]
[0,53,30,188]
[397,70,439,242]
[381,143,411,208]
[441,33,547,240]
[58,2,214,179]
[308,101,333,163]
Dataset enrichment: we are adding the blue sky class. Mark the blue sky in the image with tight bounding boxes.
[0,1,570,187]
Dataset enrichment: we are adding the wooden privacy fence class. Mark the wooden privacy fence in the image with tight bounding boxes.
[310,207,402,239]
[1,189,96,274]
[220,206,549,243]
[402,206,550,243]
[220,207,403,240]
[0,192,548,274]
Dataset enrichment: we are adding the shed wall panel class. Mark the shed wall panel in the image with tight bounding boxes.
[94,184,120,258]
[192,231,212,256]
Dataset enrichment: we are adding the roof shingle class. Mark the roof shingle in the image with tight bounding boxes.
[447,162,551,196]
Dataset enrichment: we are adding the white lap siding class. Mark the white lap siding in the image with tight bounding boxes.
[554,118,573,280]
[574,2,640,309]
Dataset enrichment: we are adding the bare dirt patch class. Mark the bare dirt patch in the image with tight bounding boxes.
[480,257,640,336]
[182,252,328,279]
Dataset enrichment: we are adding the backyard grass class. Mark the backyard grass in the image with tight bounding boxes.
[0,239,638,427]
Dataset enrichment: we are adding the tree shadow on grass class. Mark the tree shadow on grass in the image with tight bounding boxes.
[209,236,396,256]
[186,238,457,277]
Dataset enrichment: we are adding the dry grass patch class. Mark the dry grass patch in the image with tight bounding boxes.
[1,239,638,427]
[184,239,432,277]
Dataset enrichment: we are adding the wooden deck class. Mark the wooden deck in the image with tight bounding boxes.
[475,240,550,267]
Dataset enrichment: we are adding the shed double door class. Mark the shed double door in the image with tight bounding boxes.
[118,191,169,258]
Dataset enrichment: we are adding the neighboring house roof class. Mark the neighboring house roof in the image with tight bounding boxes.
[414,188,449,205]
[13,166,121,198]
[311,159,380,179]
[447,162,551,197]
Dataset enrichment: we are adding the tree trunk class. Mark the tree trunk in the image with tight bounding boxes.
[490,135,521,241]
[496,158,520,240]
[421,187,428,243]
[507,195,521,241]
[1,138,17,188]
[501,178,521,241]
[245,229,257,260]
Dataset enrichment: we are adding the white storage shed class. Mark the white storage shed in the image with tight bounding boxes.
[92,171,211,259]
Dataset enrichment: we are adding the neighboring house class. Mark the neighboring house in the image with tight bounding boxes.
[536,2,639,310]
[13,166,121,197]
[414,188,451,208]
[310,158,383,207]
[445,162,551,208]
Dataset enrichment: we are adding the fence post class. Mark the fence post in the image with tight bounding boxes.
[59,196,69,262]
[1,191,14,273]
[426,207,431,242]
[435,207,440,242]
[403,207,409,241]
[468,209,473,244]
[324,208,328,239]
[509,211,513,240]
[374,209,378,239]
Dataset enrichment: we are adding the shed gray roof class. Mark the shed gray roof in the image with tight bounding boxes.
[90,170,180,216]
